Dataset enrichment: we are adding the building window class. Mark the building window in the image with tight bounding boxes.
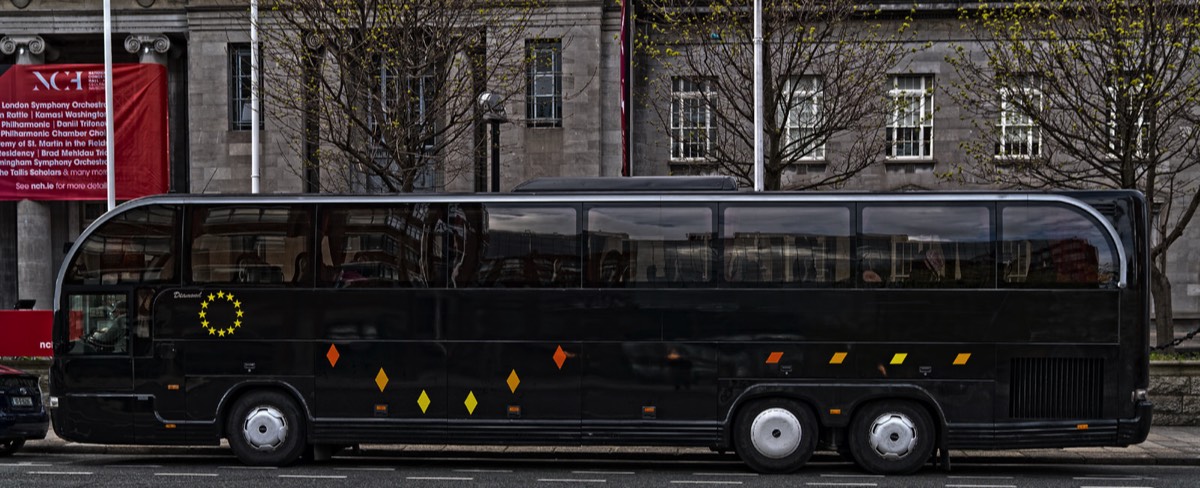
[228,44,263,131]
[886,75,934,159]
[1108,79,1148,160]
[363,64,438,192]
[671,77,714,161]
[526,39,562,127]
[997,76,1042,159]
[784,76,824,160]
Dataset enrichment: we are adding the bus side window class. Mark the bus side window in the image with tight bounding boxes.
[721,205,852,287]
[64,205,178,285]
[586,205,714,288]
[1001,205,1117,288]
[189,205,311,286]
[860,205,992,289]
[65,293,129,356]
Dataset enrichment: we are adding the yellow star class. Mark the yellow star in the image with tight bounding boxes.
[233,300,241,308]
[226,327,235,335]
[236,310,244,318]
[218,329,226,337]
[227,294,235,302]
[207,294,214,301]
[217,291,225,299]
[199,311,206,319]
[201,320,209,327]
[208,327,216,335]
[234,320,242,328]
[201,301,208,309]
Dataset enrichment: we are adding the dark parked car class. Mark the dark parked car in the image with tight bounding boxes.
[0,364,48,456]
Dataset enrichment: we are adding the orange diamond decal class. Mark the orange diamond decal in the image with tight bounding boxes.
[375,368,389,392]
[507,369,520,393]
[326,344,340,367]
[553,345,567,369]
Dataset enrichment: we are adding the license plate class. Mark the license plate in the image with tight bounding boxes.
[9,396,33,407]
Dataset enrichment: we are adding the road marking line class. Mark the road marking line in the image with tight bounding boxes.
[27,471,92,475]
[538,479,607,483]
[335,467,397,471]
[692,472,758,477]
[947,477,1014,480]
[573,471,633,475]
[821,474,884,478]
[154,473,219,477]
[1078,486,1154,488]
[805,483,877,487]
[944,485,1016,488]
[280,475,348,479]
[219,465,277,470]
[0,463,53,467]
[1074,477,1148,480]
[114,465,163,468]
[671,482,743,485]
[408,477,475,481]
[455,469,513,473]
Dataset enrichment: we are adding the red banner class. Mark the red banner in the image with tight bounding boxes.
[0,63,169,200]
[0,311,52,357]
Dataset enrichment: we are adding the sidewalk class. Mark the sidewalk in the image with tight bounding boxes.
[21,426,1200,466]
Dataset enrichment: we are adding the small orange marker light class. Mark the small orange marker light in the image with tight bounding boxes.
[1077,424,1089,430]
[830,409,842,415]
[164,424,177,429]
[642,406,657,419]
[167,384,180,391]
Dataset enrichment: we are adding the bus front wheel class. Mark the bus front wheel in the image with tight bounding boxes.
[226,390,307,466]
[733,398,818,474]
[847,400,934,475]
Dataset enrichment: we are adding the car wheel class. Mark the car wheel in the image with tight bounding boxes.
[226,390,307,466]
[847,400,935,475]
[733,398,819,474]
[0,439,25,457]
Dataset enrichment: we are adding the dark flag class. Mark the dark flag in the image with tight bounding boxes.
[620,0,631,176]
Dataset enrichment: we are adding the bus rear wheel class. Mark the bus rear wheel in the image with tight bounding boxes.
[226,390,307,466]
[0,439,24,457]
[847,400,934,475]
[733,398,818,474]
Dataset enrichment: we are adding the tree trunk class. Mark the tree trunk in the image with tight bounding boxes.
[1150,261,1174,353]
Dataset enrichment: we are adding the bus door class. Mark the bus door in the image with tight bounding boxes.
[55,291,136,443]
[130,287,189,442]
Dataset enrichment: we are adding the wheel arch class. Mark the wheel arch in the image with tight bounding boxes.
[215,380,313,440]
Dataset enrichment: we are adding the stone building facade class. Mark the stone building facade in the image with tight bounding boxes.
[1,0,1199,332]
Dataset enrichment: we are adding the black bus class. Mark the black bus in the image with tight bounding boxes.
[49,178,1151,474]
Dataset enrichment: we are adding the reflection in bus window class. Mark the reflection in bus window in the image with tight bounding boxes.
[722,205,851,286]
[586,206,714,287]
[1002,205,1116,287]
[190,206,311,285]
[321,204,444,288]
[450,204,580,288]
[66,205,177,285]
[860,206,993,288]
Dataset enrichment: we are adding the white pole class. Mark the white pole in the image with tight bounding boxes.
[251,0,261,194]
[752,0,764,192]
[103,0,116,211]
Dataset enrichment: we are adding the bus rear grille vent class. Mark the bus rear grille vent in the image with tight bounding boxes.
[1090,203,1118,218]
[0,377,39,391]
[1009,358,1103,419]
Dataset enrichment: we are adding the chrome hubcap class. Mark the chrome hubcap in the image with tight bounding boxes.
[243,405,288,451]
[749,407,801,459]
[867,412,917,460]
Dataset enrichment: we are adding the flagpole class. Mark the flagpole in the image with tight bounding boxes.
[752,0,763,192]
[103,0,116,211]
[251,0,261,194]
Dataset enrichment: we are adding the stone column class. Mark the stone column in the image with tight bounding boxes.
[1,35,53,311]
[124,34,170,65]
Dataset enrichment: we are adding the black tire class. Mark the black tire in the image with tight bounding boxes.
[847,400,935,475]
[0,439,25,457]
[226,390,307,466]
[732,398,819,474]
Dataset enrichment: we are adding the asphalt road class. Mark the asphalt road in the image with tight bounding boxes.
[0,451,1197,487]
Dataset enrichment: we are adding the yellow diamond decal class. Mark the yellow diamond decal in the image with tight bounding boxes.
[507,369,520,393]
[954,353,971,366]
[890,353,908,365]
[829,352,847,365]
[464,391,478,415]
[417,390,431,414]
[375,368,389,392]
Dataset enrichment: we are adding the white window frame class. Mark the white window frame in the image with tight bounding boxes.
[996,76,1042,159]
[887,75,934,160]
[670,77,714,162]
[784,76,825,160]
[526,39,562,127]
[1107,82,1148,160]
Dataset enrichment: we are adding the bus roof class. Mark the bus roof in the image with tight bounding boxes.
[512,176,739,193]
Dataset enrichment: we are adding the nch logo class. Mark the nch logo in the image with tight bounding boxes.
[31,70,84,91]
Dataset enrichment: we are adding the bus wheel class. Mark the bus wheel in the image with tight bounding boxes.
[227,390,307,466]
[733,398,818,474]
[0,439,24,457]
[847,400,934,475]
